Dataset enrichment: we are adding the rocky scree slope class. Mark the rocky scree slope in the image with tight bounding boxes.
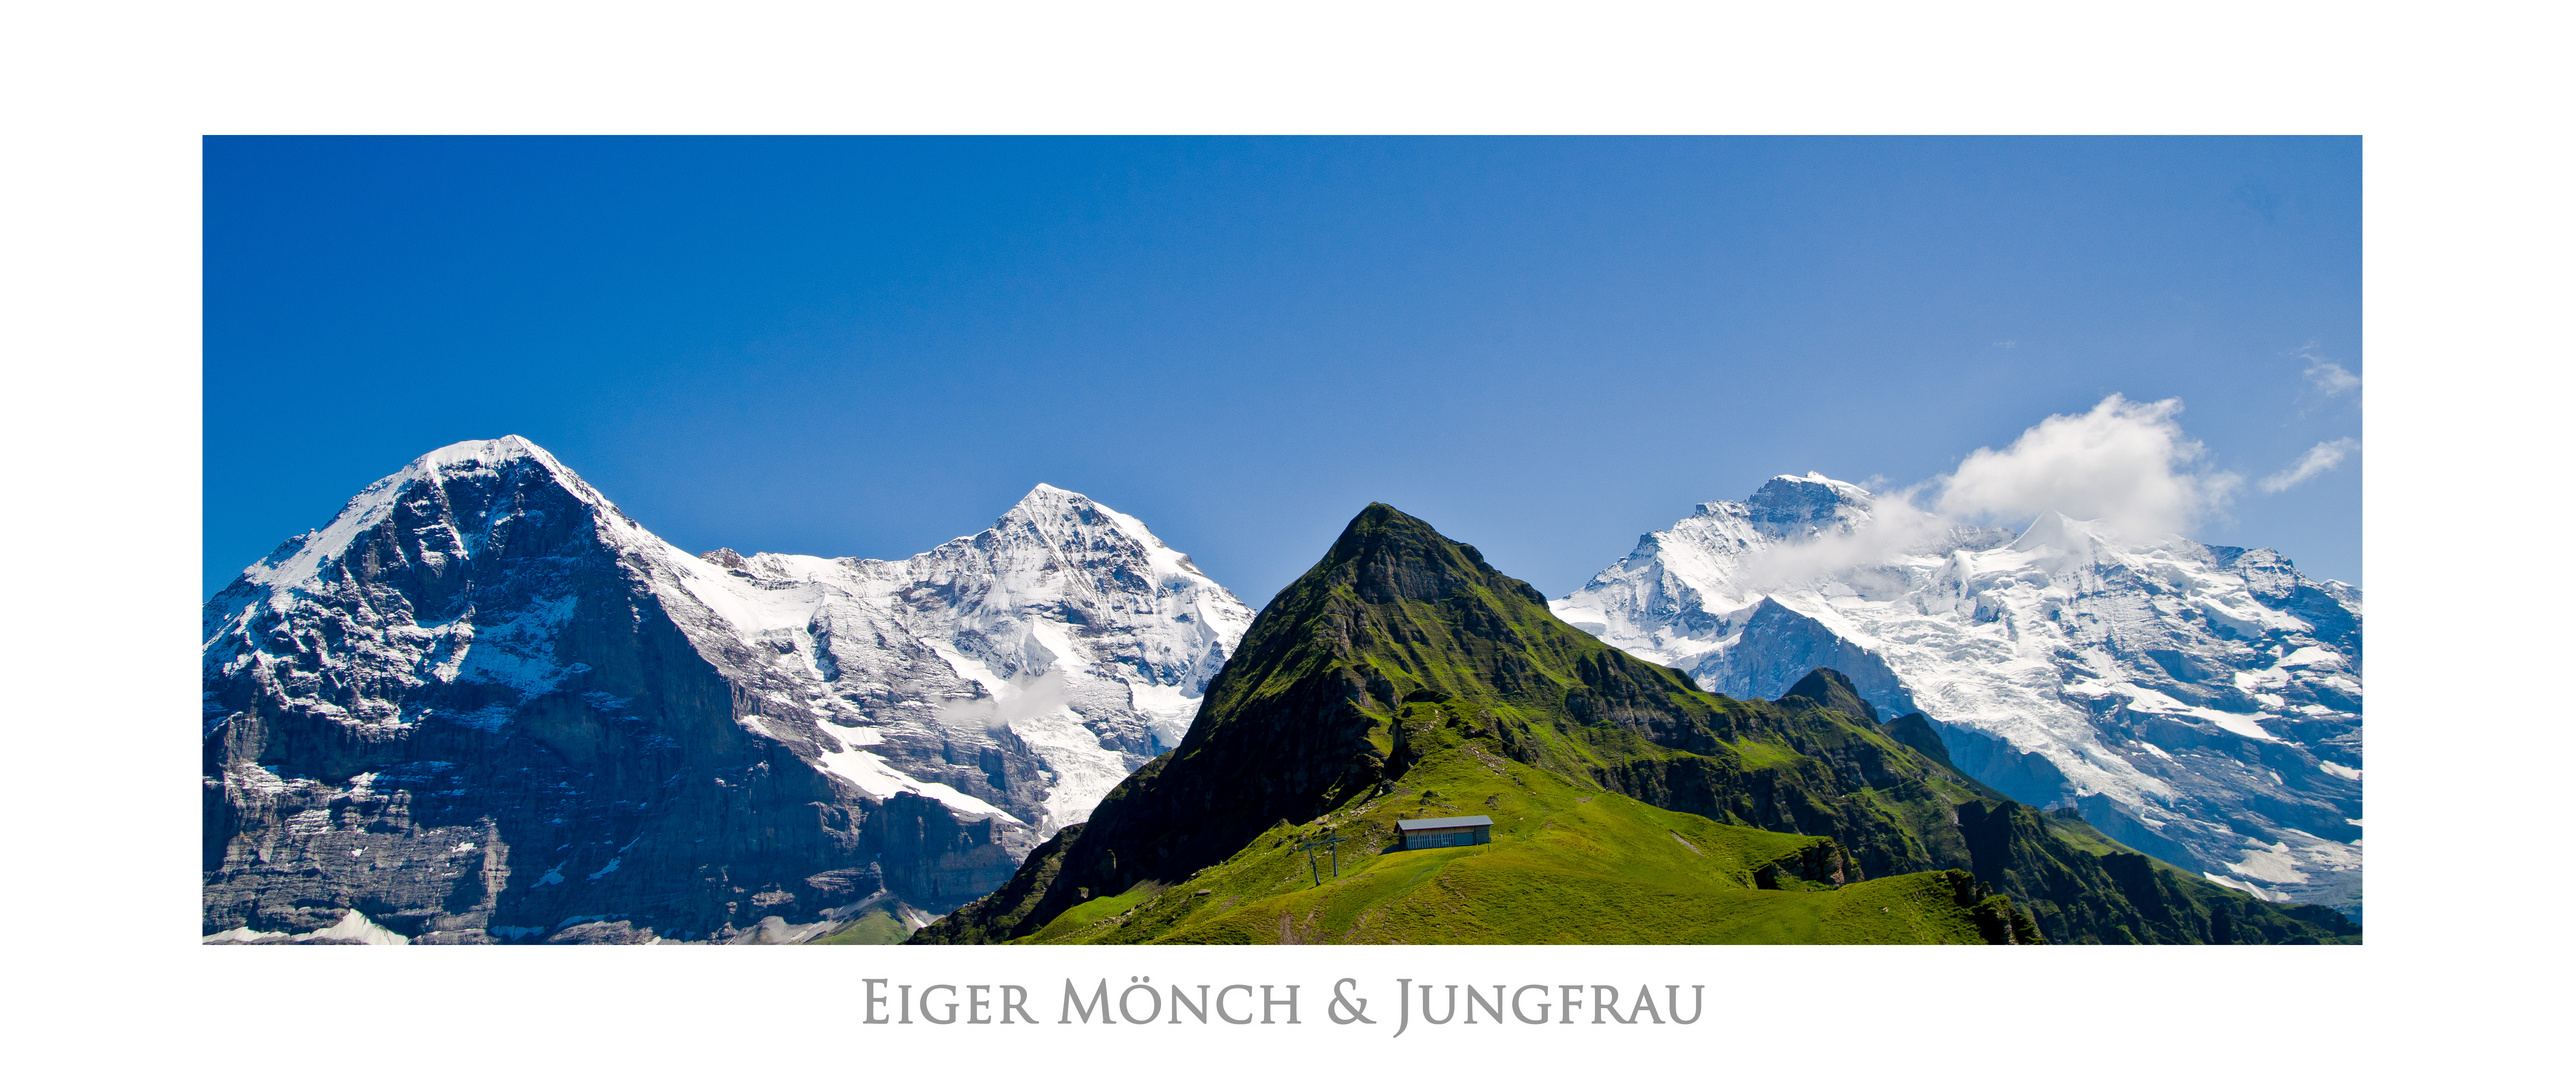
[916,504,2353,945]
[202,437,1247,943]
[1554,474,2362,911]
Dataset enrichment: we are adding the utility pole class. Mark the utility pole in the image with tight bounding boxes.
[1292,833,1346,887]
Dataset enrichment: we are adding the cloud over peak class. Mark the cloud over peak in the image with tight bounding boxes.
[1933,395,2239,539]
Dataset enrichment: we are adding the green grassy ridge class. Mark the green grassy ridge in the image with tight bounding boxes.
[1017,721,2025,945]
[913,503,2347,946]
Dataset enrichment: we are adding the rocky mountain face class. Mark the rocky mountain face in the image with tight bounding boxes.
[202,437,1248,943]
[918,504,2354,945]
[1553,475,2363,911]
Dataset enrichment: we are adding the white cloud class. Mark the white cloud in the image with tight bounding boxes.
[1933,395,2240,539]
[937,668,1072,731]
[1736,486,1943,592]
[2297,345,2361,396]
[1736,397,2269,585]
[2259,437,2360,493]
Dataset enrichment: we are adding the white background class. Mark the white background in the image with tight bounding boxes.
[1,2,2554,1075]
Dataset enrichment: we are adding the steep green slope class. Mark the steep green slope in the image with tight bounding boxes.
[1017,717,2025,944]
[1952,797,2356,944]
[914,504,2350,946]
[1873,707,2356,942]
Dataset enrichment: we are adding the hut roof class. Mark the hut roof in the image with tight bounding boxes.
[1395,815,1495,831]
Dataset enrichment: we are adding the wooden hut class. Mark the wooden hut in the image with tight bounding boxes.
[1396,815,1494,850]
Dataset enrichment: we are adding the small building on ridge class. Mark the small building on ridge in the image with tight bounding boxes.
[1396,815,1494,850]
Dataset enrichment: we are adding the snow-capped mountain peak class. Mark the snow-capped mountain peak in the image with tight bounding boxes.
[1742,472,1875,537]
[2005,508,2104,566]
[241,436,560,593]
[1557,473,2362,910]
[616,475,1253,834]
[203,439,1254,941]
[984,482,1225,594]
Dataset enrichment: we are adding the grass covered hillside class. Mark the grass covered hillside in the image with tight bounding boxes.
[913,504,2352,946]
[1012,702,2025,944]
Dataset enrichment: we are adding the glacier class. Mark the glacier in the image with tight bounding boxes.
[672,480,1255,836]
[1553,474,2362,910]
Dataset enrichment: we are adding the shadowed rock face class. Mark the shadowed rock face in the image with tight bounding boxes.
[203,442,960,941]
[202,439,1241,943]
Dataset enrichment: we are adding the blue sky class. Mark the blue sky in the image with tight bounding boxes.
[205,137,2360,605]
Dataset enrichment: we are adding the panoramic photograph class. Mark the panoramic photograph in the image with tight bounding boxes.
[201,136,2361,946]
